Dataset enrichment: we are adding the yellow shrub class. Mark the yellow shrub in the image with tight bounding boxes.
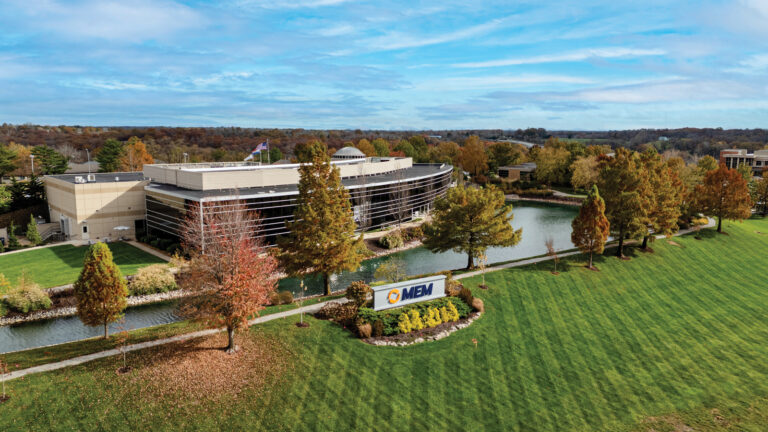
[408,309,424,331]
[447,302,460,322]
[397,312,412,334]
[424,307,442,327]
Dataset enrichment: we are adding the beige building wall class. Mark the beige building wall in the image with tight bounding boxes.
[143,158,413,191]
[45,176,149,241]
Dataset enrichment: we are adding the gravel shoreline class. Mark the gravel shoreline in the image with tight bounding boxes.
[0,289,194,327]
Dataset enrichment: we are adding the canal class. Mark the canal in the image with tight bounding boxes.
[0,201,577,353]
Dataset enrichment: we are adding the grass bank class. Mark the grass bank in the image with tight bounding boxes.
[1,219,767,431]
[0,242,166,292]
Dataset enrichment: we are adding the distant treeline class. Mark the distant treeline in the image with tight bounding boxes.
[1,124,766,162]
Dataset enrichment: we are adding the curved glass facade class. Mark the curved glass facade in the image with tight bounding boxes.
[145,164,452,245]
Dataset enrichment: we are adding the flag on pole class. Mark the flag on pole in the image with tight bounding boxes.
[244,142,268,161]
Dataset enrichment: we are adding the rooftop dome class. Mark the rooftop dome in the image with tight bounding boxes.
[332,146,366,160]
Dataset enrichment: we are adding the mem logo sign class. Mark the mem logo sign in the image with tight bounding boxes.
[371,275,446,311]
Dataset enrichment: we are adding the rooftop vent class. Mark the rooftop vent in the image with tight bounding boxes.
[87,174,95,182]
[74,176,86,184]
[114,176,120,182]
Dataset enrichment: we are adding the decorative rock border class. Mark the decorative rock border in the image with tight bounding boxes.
[365,312,481,347]
[0,289,193,326]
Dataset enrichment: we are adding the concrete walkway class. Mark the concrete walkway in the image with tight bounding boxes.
[127,240,172,262]
[5,218,714,381]
[4,298,346,381]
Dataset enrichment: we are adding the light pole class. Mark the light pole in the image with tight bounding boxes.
[85,149,91,176]
[183,152,189,164]
[29,154,35,176]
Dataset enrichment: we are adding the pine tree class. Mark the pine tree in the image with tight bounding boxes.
[695,164,752,233]
[423,184,522,269]
[73,243,128,338]
[275,143,365,296]
[26,214,42,246]
[596,148,646,258]
[31,146,69,175]
[571,185,610,269]
[7,221,20,249]
[96,139,126,172]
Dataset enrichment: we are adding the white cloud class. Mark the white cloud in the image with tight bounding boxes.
[19,0,205,42]
[232,0,351,10]
[577,79,757,103]
[416,74,594,91]
[452,48,666,68]
[728,53,768,74]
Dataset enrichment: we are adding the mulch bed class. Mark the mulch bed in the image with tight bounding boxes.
[121,332,289,402]
[363,312,480,345]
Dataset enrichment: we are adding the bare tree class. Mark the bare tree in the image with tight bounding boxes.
[545,237,559,275]
[180,200,279,353]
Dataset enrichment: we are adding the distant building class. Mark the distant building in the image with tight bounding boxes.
[720,149,768,175]
[498,163,536,183]
[44,147,452,246]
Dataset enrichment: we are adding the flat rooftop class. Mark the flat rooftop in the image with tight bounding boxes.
[146,157,370,173]
[146,163,452,202]
[46,172,146,184]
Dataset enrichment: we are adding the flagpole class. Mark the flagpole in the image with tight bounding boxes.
[267,139,270,164]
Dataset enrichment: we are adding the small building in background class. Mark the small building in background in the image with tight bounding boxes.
[44,172,148,242]
[720,149,768,175]
[498,162,537,183]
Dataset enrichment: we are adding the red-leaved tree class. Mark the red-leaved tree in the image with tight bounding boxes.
[180,201,279,353]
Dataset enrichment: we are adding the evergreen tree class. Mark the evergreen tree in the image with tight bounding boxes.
[423,184,522,269]
[275,143,365,295]
[26,214,42,246]
[96,139,126,172]
[73,243,128,338]
[268,147,283,162]
[31,146,68,175]
[695,164,752,233]
[571,185,610,269]
[0,144,18,178]
[7,221,20,249]
[596,148,646,258]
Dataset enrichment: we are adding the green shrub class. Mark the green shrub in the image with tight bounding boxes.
[378,230,404,249]
[3,274,51,314]
[401,225,424,242]
[345,281,371,307]
[278,290,294,304]
[129,264,177,295]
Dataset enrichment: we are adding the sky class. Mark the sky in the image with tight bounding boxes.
[1,0,767,130]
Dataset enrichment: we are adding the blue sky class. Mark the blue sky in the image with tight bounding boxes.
[1,0,767,130]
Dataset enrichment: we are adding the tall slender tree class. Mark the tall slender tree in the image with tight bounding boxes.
[180,201,278,353]
[695,164,752,233]
[571,185,610,269]
[26,214,42,246]
[275,143,365,295]
[639,150,683,249]
[423,184,522,269]
[596,148,646,258]
[73,243,128,338]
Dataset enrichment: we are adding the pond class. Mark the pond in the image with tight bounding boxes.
[0,201,577,354]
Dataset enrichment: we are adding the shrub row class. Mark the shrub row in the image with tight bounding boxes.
[377,226,425,249]
[356,296,472,336]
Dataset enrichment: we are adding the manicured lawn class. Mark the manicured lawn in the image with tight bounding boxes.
[0,242,166,291]
[2,219,767,431]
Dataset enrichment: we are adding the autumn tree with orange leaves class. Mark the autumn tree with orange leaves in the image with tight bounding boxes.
[695,164,752,233]
[571,185,610,269]
[180,201,279,353]
[120,137,154,172]
[458,135,488,179]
